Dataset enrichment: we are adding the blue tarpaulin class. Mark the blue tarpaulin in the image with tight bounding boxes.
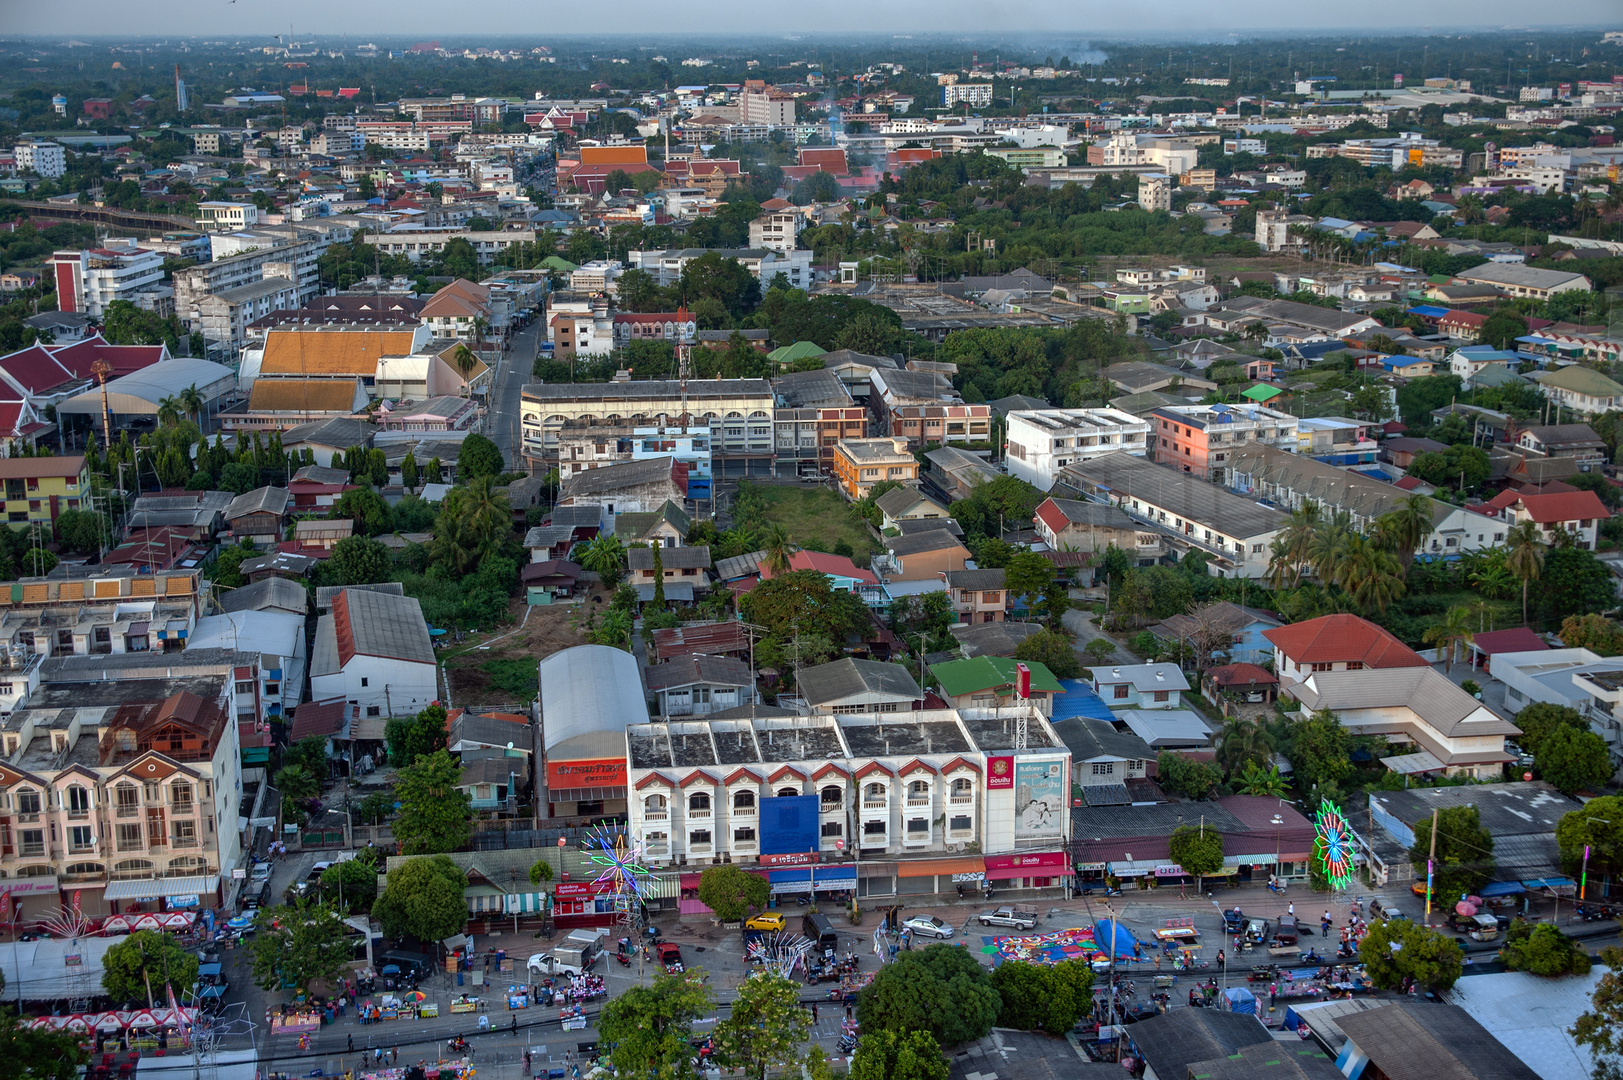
[1479,881,1525,897]
[1052,680,1117,724]
[1092,920,1139,957]
[1223,987,1257,1014]
[1521,877,1576,891]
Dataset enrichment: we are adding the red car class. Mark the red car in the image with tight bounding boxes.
[657,943,684,973]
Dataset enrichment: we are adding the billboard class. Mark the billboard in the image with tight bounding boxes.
[986,756,1014,789]
[546,758,626,790]
[1014,760,1065,837]
[759,795,820,855]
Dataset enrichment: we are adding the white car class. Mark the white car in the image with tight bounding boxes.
[902,914,955,939]
[249,864,271,884]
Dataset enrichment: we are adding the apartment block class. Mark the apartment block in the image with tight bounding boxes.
[48,242,165,318]
[13,141,66,180]
[1150,404,1298,482]
[0,456,90,528]
[832,437,919,500]
[772,368,867,479]
[1004,409,1151,491]
[943,83,994,108]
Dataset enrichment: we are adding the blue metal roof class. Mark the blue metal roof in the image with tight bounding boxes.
[1052,679,1116,724]
[1408,305,1450,318]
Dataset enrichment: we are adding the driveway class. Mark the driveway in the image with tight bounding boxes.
[1062,609,1139,668]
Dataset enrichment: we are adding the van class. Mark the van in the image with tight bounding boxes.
[241,881,270,911]
[802,912,838,954]
[381,950,435,977]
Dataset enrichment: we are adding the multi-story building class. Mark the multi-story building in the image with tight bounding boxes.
[771,368,867,479]
[987,147,1067,169]
[1033,497,1164,564]
[355,120,472,150]
[194,276,298,356]
[554,426,716,502]
[1316,134,1464,170]
[625,702,1072,900]
[196,202,261,233]
[739,82,796,127]
[612,312,697,348]
[521,379,775,477]
[1474,488,1611,552]
[0,649,245,921]
[1531,366,1623,418]
[0,456,89,528]
[0,568,203,665]
[172,235,330,324]
[748,209,806,255]
[1004,409,1150,491]
[1138,173,1172,212]
[363,229,538,266]
[1294,416,1376,466]
[13,141,66,180]
[399,95,507,124]
[48,242,165,318]
[627,248,814,291]
[868,369,991,450]
[1255,208,1302,253]
[831,437,919,500]
[1149,404,1298,482]
[943,83,994,108]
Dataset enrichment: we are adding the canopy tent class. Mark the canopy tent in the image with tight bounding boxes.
[1091,919,1139,958]
[1223,987,1257,1014]
[1479,881,1526,898]
[0,937,123,1001]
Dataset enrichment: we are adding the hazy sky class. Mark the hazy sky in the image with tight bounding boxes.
[3,1,1620,38]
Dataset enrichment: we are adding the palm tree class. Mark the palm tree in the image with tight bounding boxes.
[1505,522,1547,627]
[1215,719,1270,777]
[1264,536,1294,591]
[1341,533,1406,614]
[471,315,490,349]
[177,384,205,428]
[1234,760,1289,798]
[1280,501,1322,586]
[579,533,628,586]
[1376,493,1435,571]
[1308,511,1353,587]
[452,343,478,395]
[156,396,181,427]
[761,522,793,576]
[429,476,511,576]
[1423,605,1475,674]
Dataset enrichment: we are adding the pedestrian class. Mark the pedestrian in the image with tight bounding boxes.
[512,1015,519,1037]
[1179,879,1187,899]
[1288,902,1294,917]
[391,1047,398,1064]
[1216,949,1225,971]
[347,1035,353,1053]
[812,1003,819,1023]
[1154,952,1162,972]
[846,1003,853,1022]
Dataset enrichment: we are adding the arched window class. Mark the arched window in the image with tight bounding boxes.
[644,794,667,813]
[67,785,91,814]
[732,790,755,811]
[170,782,193,809]
[820,785,843,808]
[169,855,207,875]
[909,780,930,798]
[14,788,40,815]
[16,864,53,878]
[865,782,886,801]
[688,792,711,813]
[776,786,799,799]
[951,777,974,797]
[65,862,104,877]
[114,783,140,813]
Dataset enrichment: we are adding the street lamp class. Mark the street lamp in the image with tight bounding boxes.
[1271,814,1284,887]
[1580,818,1611,902]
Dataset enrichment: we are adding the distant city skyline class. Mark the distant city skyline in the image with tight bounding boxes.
[4,3,1621,38]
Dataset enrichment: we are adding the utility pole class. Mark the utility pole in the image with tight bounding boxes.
[1425,806,1439,924]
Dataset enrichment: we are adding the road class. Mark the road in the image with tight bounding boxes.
[486,320,538,474]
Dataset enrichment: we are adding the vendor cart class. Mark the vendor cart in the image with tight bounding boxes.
[837,972,875,1002]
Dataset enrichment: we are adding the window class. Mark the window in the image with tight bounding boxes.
[235,681,256,696]
[1153,690,1170,702]
[733,827,756,843]
[19,829,43,856]
[1092,762,1114,775]
[116,823,143,851]
[688,830,711,846]
[950,815,972,831]
[1310,662,1333,673]
[732,790,755,811]
[360,677,369,687]
[951,778,973,797]
[864,782,886,802]
[821,821,843,838]
[172,820,197,846]
[171,782,193,809]
[67,786,91,814]
[15,789,39,816]
[820,785,843,808]
[907,818,928,834]
[69,825,94,851]
[909,780,929,799]
[863,820,886,836]
[776,786,798,799]
[1113,685,1129,700]
[688,792,711,813]
[1346,661,1364,670]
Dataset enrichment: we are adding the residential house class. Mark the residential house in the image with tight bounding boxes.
[1263,613,1428,687]
[1104,361,1218,397]
[521,559,582,605]
[185,610,307,723]
[645,654,757,717]
[1149,404,1299,482]
[795,657,924,713]
[0,455,89,527]
[929,656,1064,716]
[941,568,1006,624]
[1516,423,1607,469]
[627,544,713,603]
[1473,487,1611,550]
[309,588,438,719]
[1051,714,1155,792]
[1003,409,1151,491]
[874,486,951,532]
[1058,452,1288,579]
[288,465,356,509]
[879,529,970,583]
[1203,663,1279,707]
[1532,366,1623,417]
[948,620,1044,659]
[758,550,887,607]
[218,575,310,618]
[613,500,691,548]
[559,456,688,525]
[224,486,291,546]
[1149,602,1281,666]
[649,621,754,664]
[457,757,528,815]
[1090,662,1190,709]
[921,445,997,503]
[1033,497,1163,565]
[831,437,919,500]
[292,518,353,552]
[1454,263,1591,301]
[1294,416,1376,466]
[1448,345,1521,383]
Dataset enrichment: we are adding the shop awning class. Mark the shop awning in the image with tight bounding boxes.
[769,869,812,895]
[897,857,986,879]
[104,876,219,901]
[814,866,857,889]
[506,892,549,915]
[1479,881,1525,897]
[1521,877,1576,891]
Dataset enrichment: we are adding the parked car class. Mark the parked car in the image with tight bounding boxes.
[1276,916,1299,945]
[745,913,786,932]
[1221,908,1247,934]
[902,914,955,939]
[249,864,271,885]
[1373,901,1408,922]
[977,906,1040,931]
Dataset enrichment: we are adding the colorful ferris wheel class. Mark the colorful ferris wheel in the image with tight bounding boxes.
[1313,797,1355,890]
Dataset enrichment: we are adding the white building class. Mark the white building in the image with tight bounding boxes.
[1004,408,1150,491]
[13,141,66,179]
[197,202,261,233]
[309,588,438,719]
[748,209,806,255]
[1138,173,1172,212]
[47,241,165,318]
[627,247,814,291]
[943,83,994,108]
[186,610,308,723]
[739,86,795,127]
[363,229,538,266]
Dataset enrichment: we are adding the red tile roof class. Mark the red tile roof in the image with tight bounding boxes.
[1207,662,1278,687]
[1393,476,1425,491]
[1478,488,1610,523]
[0,343,78,395]
[290,698,347,741]
[48,336,167,380]
[1034,498,1069,536]
[1261,614,1429,668]
[1469,628,1548,656]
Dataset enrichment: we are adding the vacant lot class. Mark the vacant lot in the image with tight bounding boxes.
[756,484,881,564]
[445,593,595,706]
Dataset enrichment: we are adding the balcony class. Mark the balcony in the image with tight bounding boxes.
[732,806,756,817]
[949,795,974,805]
[17,813,39,824]
[646,844,669,857]
[67,810,90,821]
[115,805,142,819]
[170,836,198,849]
[643,810,668,821]
[906,797,931,808]
[19,844,44,858]
[819,803,843,814]
[862,799,887,810]
[687,809,712,820]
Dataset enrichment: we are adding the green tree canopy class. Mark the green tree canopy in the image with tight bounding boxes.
[1287,709,1355,793]
[1514,702,1589,757]
[1013,628,1081,679]
[1536,724,1614,795]
[0,1005,90,1080]
[317,534,393,587]
[598,973,714,1080]
[987,958,1094,1035]
[371,854,469,943]
[456,433,505,482]
[385,703,449,767]
[1570,946,1623,1069]
[710,973,809,1080]
[1358,918,1464,993]
[1556,796,1623,883]
[392,750,473,854]
[1168,823,1225,877]
[1156,750,1222,800]
[1501,920,1592,977]
[696,864,770,922]
[246,898,355,992]
[857,943,999,1048]
[1409,805,1496,905]
[101,930,199,1005]
[849,1029,949,1080]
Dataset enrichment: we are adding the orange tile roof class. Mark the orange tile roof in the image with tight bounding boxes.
[579,145,649,166]
[248,378,363,413]
[1262,614,1428,669]
[261,328,419,376]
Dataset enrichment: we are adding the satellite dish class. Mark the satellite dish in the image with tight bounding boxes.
[507,742,514,751]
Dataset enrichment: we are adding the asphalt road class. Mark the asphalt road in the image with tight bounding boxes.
[486,321,537,474]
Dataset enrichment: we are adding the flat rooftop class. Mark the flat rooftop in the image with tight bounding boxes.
[839,718,971,758]
[958,711,1061,751]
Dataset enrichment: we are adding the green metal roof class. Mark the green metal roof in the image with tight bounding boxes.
[767,340,827,365]
[929,655,1064,698]
[1241,383,1283,402]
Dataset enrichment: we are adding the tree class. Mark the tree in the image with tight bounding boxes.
[218,460,259,494]
[430,476,511,576]
[1288,709,1354,793]
[1536,724,1614,795]
[1555,796,1623,884]
[598,974,714,1080]
[1156,750,1222,800]
[578,534,628,588]
[1081,636,1116,668]
[1168,823,1225,884]
[1409,805,1496,905]
[761,522,792,577]
[246,898,354,992]
[391,750,472,855]
[320,851,380,912]
[1559,613,1623,656]
[529,859,556,885]
[0,1005,90,1080]
[1541,547,1617,626]
[102,929,200,1005]
[849,1029,948,1080]
[1505,521,1546,626]
[1479,307,1530,351]
[1515,702,1589,758]
[1501,920,1593,976]
[55,508,108,555]
[1570,947,1623,1068]
[710,973,809,1080]
[1234,760,1289,797]
[371,854,469,943]
[858,943,998,1047]
[329,486,394,536]
[987,958,1093,1035]
[1358,917,1464,993]
[384,704,448,767]
[1422,605,1475,674]
[697,864,769,922]
[320,534,392,586]
[1376,493,1434,571]
[1215,719,1271,777]
[1015,628,1081,679]
[401,452,420,491]
[1004,551,1054,620]
[456,433,504,482]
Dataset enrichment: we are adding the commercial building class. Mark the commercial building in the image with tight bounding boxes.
[363,229,538,266]
[48,242,165,319]
[771,367,868,479]
[12,141,66,179]
[1454,263,1591,301]
[1004,408,1150,491]
[868,368,991,449]
[831,437,919,499]
[1149,404,1298,483]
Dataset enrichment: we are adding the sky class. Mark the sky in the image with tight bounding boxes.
[2,1,1620,39]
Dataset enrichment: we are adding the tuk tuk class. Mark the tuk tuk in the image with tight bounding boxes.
[1244,918,1270,944]
[1467,913,1500,942]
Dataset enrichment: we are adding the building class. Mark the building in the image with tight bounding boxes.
[185,610,307,723]
[748,208,806,255]
[223,485,291,546]
[627,544,713,602]
[1454,263,1591,301]
[771,368,868,480]
[1137,173,1172,212]
[831,437,918,499]
[1057,452,1287,578]
[196,202,260,233]
[1531,366,1623,417]
[645,654,757,717]
[1004,409,1151,491]
[1032,497,1162,564]
[48,242,166,318]
[941,568,1007,624]
[559,455,689,526]
[536,645,640,823]
[627,248,814,291]
[171,234,329,323]
[1516,423,1607,468]
[867,369,991,450]
[874,486,950,532]
[309,588,437,719]
[0,455,89,528]
[878,529,971,582]
[1474,487,1611,551]
[1333,1003,1541,1080]
[943,83,994,108]
[739,82,796,127]
[1263,613,1428,687]
[1090,662,1190,709]
[12,141,66,179]
[922,445,997,503]
[611,312,697,348]
[1149,404,1299,482]
[195,277,299,356]
[1150,602,1282,667]
[363,230,537,266]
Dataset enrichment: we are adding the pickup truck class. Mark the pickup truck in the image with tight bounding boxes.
[977,906,1040,931]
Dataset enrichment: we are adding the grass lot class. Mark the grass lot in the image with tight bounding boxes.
[756,485,881,564]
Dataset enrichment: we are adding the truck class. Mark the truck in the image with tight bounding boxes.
[528,930,604,977]
[976,906,1040,931]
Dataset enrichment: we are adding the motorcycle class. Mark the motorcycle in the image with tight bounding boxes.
[837,1035,858,1055]
[614,952,632,967]
[796,895,810,907]
[448,1037,470,1054]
